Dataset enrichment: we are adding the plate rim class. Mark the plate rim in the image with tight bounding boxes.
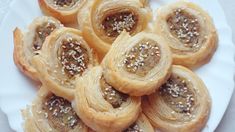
[0,0,234,132]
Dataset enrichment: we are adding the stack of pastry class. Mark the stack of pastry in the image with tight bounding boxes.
[13,0,218,132]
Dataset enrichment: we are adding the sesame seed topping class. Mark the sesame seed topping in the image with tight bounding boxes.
[123,40,161,76]
[101,11,138,38]
[53,0,78,8]
[100,77,128,108]
[159,75,195,117]
[42,94,80,130]
[58,37,89,78]
[33,22,57,52]
[167,8,201,51]
[124,123,143,132]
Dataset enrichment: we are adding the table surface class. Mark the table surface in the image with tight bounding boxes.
[0,0,234,131]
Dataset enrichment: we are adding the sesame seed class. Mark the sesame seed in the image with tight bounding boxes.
[160,75,195,116]
[101,12,137,37]
[44,112,48,118]
[53,0,77,8]
[101,77,128,108]
[167,8,201,50]
[123,40,161,76]
[42,94,80,128]
[124,123,143,132]
[59,37,89,78]
[33,22,58,52]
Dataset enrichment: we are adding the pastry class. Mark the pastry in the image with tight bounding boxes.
[22,108,41,132]
[123,113,154,132]
[32,27,98,101]
[13,16,62,82]
[154,1,218,69]
[77,0,152,58]
[73,66,141,132]
[143,65,211,132]
[102,31,172,96]
[38,0,87,24]
[22,87,89,132]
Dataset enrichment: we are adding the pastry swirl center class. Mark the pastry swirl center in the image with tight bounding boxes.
[124,123,143,132]
[58,37,89,78]
[167,8,201,50]
[159,75,195,116]
[100,77,128,108]
[101,11,138,38]
[53,0,78,7]
[42,94,80,131]
[33,22,57,52]
[123,40,161,76]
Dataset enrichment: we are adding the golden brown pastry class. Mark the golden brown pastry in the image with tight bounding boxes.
[77,0,152,58]
[38,0,87,24]
[32,27,98,101]
[22,87,89,132]
[154,1,218,69]
[143,65,211,132]
[22,108,41,132]
[73,66,141,132]
[13,16,62,82]
[123,114,154,132]
[102,31,172,96]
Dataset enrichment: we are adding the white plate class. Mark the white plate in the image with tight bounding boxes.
[0,0,234,132]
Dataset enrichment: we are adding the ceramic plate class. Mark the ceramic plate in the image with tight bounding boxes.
[0,0,234,131]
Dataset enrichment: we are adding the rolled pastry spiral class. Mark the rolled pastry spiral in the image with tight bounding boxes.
[32,27,98,101]
[102,31,172,96]
[22,109,41,132]
[123,113,154,132]
[77,0,152,58]
[22,87,89,132]
[38,0,87,24]
[13,16,62,82]
[143,65,211,132]
[73,66,141,132]
[154,1,218,69]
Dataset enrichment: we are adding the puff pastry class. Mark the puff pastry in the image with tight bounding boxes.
[77,0,152,58]
[22,87,89,132]
[102,32,172,96]
[13,16,62,82]
[32,27,98,101]
[38,0,87,24]
[73,66,141,132]
[22,109,41,132]
[124,113,154,132]
[154,1,218,69]
[143,65,211,132]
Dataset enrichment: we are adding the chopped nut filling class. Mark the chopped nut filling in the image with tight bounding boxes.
[41,94,80,131]
[58,37,89,78]
[122,40,161,76]
[100,77,128,108]
[160,75,195,117]
[33,22,57,52]
[124,123,143,132]
[167,8,201,51]
[101,11,138,38]
[53,0,78,7]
